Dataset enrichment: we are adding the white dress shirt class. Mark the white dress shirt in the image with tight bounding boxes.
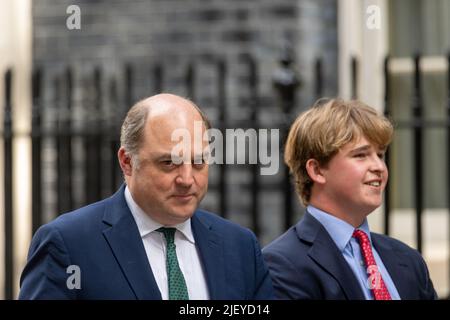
[124,186,209,300]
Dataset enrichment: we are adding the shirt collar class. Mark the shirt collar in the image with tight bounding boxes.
[124,185,195,244]
[307,205,371,252]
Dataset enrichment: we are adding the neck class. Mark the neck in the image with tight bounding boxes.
[309,198,366,228]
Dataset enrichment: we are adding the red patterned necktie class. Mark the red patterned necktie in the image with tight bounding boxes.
[352,229,392,300]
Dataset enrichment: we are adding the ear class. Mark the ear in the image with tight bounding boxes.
[118,147,133,176]
[305,159,326,184]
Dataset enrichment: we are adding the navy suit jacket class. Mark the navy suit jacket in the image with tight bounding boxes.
[19,186,274,300]
[262,212,437,300]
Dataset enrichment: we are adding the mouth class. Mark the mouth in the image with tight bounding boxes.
[364,180,382,187]
[172,194,195,200]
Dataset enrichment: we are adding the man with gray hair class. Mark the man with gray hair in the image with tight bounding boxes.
[19,93,274,300]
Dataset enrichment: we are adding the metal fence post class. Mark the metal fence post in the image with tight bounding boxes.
[153,63,163,93]
[108,77,120,194]
[351,56,358,99]
[186,62,196,101]
[125,63,133,110]
[314,58,323,98]
[447,53,450,298]
[383,56,391,236]
[217,59,228,218]
[56,68,73,214]
[84,68,102,204]
[412,54,423,253]
[272,43,300,230]
[245,54,260,237]
[3,69,14,299]
[32,67,43,233]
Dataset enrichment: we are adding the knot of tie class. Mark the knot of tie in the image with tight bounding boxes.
[352,229,372,261]
[157,227,176,245]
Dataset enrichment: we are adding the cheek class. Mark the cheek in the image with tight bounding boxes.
[141,169,175,190]
[196,171,209,187]
[157,176,177,190]
[337,164,364,181]
[338,168,366,189]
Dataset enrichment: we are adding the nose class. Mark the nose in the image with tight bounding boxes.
[370,154,386,173]
[175,164,194,187]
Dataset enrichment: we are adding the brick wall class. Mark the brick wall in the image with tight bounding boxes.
[33,0,337,105]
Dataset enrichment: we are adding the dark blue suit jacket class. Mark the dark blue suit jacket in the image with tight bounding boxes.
[19,186,274,300]
[262,212,437,300]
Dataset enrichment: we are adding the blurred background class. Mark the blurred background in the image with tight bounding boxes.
[0,0,449,299]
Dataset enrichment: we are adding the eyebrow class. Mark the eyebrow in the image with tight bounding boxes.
[155,153,173,160]
[349,144,386,154]
[350,145,371,153]
[155,153,206,161]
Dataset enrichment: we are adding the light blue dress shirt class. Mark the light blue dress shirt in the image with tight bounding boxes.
[307,205,401,300]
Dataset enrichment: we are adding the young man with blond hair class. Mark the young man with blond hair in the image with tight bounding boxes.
[263,98,437,300]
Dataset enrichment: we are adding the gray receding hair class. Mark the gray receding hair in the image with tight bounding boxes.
[120,100,149,168]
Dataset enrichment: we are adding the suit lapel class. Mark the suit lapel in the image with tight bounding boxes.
[299,212,365,300]
[191,213,226,299]
[372,234,411,299]
[102,186,162,300]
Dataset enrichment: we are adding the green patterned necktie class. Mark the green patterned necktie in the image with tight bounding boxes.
[157,227,189,300]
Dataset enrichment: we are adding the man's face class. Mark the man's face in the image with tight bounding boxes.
[124,109,209,226]
[319,135,388,218]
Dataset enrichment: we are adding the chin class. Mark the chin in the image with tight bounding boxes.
[363,202,381,214]
[373,198,383,207]
[171,208,196,220]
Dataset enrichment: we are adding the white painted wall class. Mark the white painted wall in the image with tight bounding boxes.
[0,0,32,299]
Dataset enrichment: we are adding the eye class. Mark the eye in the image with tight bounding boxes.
[192,157,207,169]
[161,160,176,169]
[377,153,385,160]
[354,153,366,158]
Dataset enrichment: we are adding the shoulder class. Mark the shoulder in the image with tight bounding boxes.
[262,225,308,273]
[371,232,429,270]
[262,225,323,299]
[263,224,303,256]
[372,232,437,299]
[371,232,420,256]
[32,197,110,244]
[49,199,106,227]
